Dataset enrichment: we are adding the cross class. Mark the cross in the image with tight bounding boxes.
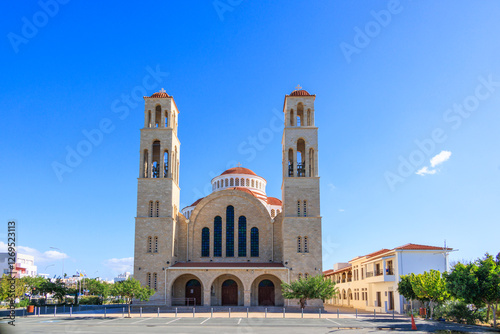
[236,162,242,167]
[295,84,302,90]
[160,88,166,93]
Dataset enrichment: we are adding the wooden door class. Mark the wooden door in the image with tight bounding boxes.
[258,280,275,306]
[185,279,201,306]
[221,279,238,306]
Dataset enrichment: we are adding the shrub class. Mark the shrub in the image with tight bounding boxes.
[19,299,30,307]
[435,300,485,325]
[79,296,101,305]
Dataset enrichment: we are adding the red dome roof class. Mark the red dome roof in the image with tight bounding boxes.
[221,167,257,176]
[267,197,282,206]
[145,90,170,98]
[290,89,312,96]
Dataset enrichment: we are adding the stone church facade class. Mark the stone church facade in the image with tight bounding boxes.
[133,87,323,307]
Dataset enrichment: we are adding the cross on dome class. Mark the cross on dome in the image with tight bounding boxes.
[160,88,166,93]
[295,84,302,90]
[236,162,242,167]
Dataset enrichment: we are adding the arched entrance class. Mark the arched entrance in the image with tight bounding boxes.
[185,279,202,306]
[258,279,275,306]
[221,279,238,306]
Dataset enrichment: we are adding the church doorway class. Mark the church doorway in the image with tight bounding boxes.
[221,279,238,306]
[185,279,202,306]
[258,279,275,306]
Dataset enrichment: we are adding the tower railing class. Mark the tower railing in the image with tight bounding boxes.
[297,162,305,177]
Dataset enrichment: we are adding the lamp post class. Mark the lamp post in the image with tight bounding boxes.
[49,247,64,278]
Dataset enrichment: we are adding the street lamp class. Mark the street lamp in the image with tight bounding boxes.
[44,264,55,272]
[49,247,65,278]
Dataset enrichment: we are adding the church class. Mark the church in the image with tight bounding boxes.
[133,87,323,307]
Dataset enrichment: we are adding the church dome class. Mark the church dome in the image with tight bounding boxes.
[146,89,170,98]
[290,89,312,96]
[221,167,257,176]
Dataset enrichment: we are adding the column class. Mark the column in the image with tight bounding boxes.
[244,289,251,307]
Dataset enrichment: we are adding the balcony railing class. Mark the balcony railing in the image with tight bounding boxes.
[386,267,394,275]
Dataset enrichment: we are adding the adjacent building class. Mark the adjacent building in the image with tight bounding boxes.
[323,243,451,314]
[133,87,323,307]
[0,252,37,278]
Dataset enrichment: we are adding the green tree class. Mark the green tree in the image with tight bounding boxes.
[446,253,500,327]
[111,278,155,317]
[281,275,337,309]
[410,270,449,319]
[20,276,46,300]
[85,279,111,304]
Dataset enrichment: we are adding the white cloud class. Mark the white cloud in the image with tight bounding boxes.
[416,151,452,176]
[430,150,452,168]
[0,242,68,262]
[416,166,437,176]
[338,209,345,212]
[328,183,336,191]
[103,257,133,274]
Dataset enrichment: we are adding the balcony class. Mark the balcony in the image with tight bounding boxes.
[365,269,395,283]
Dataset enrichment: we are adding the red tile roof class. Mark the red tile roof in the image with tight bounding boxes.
[365,249,391,258]
[221,167,257,176]
[395,243,452,251]
[323,265,352,276]
[290,89,312,96]
[171,262,285,268]
[145,91,170,98]
[267,197,282,206]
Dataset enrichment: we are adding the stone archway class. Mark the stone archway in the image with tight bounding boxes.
[209,274,245,306]
[171,274,204,306]
[250,274,284,306]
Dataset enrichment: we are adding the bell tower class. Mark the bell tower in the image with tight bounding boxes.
[134,89,180,300]
[281,86,322,291]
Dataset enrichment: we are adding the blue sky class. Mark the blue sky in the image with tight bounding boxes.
[0,1,499,280]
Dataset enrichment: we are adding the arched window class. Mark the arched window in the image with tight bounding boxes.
[277,210,281,214]
[290,109,294,126]
[147,272,151,288]
[309,148,315,177]
[163,150,169,178]
[225,179,228,187]
[143,150,149,178]
[303,200,307,217]
[307,109,311,126]
[156,201,160,217]
[288,148,294,177]
[305,273,309,279]
[271,209,275,217]
[238,216,247,257]
[201,227,210,257]
[241,178,244,186]
[152,141,161,178]
[298,273,302,280]
[226,206,234,257]
[297,200,301,217]
[148,111,152,128]
[214,216,222,257]
[235,178,239,186]
[297,236,301,253]
[297,103,304,127]
[154,236,158,253]
[304,236,309,253]
[297,139,305,177]
[164,111,169,127]
[147,236,152,253]
[149,201,153,217]
[153,273,157,291]
[246,179,249,186]
[251,179,254,187]
[250,227,259,257]
[155,105,161,128]
[230,178,234,186]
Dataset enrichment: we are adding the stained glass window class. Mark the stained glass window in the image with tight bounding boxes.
[201,227,210,257]
[250,227,259,257]
[238,216,247,257]
[214,216,222,257]
[226,206,234,257]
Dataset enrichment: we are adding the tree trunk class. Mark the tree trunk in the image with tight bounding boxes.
[487,304,491,322]
[494,303,497,328]
[128,302,131,318]
[300,298,306,309]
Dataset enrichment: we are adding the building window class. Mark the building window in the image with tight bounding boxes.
[235,178,239,186]
[147,272,151,288]
[271,209,275,218]
[155,105,161,128]
[225,179,228,187]
[164,150,169,178]
[153,273,157,291]
[298,273,302,280]
[147,236,152,253]
[297,200,301,216]
[304,273,309,279]
[143,150,149,178]
[304,236,309,253]
[251,179,254,187]
[297,236,302,253]
[303,200,307,217]
[149,201,153,217]
[238,216,247,257]
[214,216,222,257]
[156,201,160,217]
[241,178,244,186]
[154,236,158,253]
[290,109,294,126]
[230,178,234,186]
[250,227,259,257]
[226,206,234,257]
[201,227,210,257]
